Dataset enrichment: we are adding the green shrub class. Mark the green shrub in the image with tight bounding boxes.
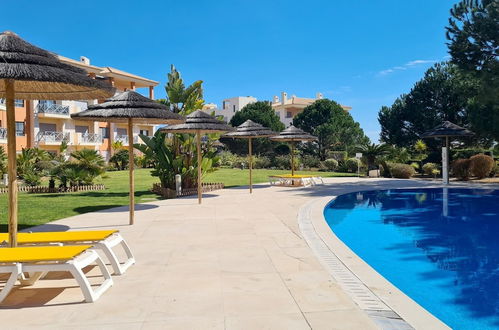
[469,154,494,179]
[410,162,420,172]
[323,158,338,171]
[452,158,471,180]
[451,148,488,160]
[273,155,300,170]
[389,163,416,179]
[109,149,129,170]
[302,155,321,169]
[218,151,239,168]
[344,158,361,173]
[253,156,271,169]
[326,151,348,162]
[422,163,439,176]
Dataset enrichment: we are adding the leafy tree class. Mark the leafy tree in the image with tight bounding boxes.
[446,0,499,140]
[223,101,284,155]
[378,62,496,147]
[157,65,204,115]
[230,101,285,132]
[446,0,498,84]
[293,99,368,160]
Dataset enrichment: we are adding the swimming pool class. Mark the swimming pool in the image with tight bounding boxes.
[324,188,499,330]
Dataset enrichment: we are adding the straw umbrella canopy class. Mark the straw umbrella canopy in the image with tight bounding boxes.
[270,125,317,176]
[224,120,276,193]
[71,91,184,225]
[421,121,474,184]
[160,110,234,204]
[0,31,115,247]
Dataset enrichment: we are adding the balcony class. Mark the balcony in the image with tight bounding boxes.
[115,135,129,145]
[78,132,102,146]
[0,127,6,142]
[36,131,70,145]
[36,103,70,118]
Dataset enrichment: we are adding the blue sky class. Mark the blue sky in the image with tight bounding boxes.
[2,0,458,141]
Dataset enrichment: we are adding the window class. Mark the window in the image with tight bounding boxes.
[286,111,292,118]
[117,128,127,136]
[75,125,89,134]
[222,101,226,109]
[38,100,55,107]
[39,123,56,133]
[139,129,149,136]
[233,105,236,113]
[100,127,110,139]
[15,100,24,107]
[15,122,25,136]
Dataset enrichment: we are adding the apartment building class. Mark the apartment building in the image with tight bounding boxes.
[0,56,158,161]
[201,96,257,123]
[272,92,352,127]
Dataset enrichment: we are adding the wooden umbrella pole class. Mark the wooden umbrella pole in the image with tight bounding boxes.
[5,79,18,247]
[128,118,135,225]
[248,138,253,194]
[291,142,295,176]
[197,131,202,204]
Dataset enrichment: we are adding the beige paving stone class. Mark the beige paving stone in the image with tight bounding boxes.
[282,271,359,312]
[223,291,301,316]
[141,317,224,330]
[304,310,378,330]
[224,313,311,330]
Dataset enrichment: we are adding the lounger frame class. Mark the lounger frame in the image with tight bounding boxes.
[0,249,113,303]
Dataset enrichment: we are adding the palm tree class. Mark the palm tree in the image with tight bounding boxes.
[356,142,391,173]
[70,149,106,184]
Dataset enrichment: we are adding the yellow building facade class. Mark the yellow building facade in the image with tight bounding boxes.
[0,56,158,160]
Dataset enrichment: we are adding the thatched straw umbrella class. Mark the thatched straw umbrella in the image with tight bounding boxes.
[160,110,233,204]
[72,91,184,225]
[224,120,276,193]
[422,121,474,184]
[0,31,114,247]
[270,125,317,176]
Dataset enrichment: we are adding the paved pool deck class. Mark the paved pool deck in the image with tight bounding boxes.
[1,177,497,329]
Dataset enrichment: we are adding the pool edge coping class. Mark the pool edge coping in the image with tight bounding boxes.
[299,194,451,330]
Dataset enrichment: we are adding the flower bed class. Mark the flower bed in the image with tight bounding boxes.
[152,182,224,199]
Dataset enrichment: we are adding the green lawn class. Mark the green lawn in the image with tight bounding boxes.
[0,168,355,230]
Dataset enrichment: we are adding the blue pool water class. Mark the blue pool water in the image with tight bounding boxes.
[324,188,499,330]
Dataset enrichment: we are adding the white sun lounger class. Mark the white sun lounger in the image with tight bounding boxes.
[0,245,113,303]
[0,230,135,275]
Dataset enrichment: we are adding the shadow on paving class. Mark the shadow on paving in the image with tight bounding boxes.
[73,203,159,214]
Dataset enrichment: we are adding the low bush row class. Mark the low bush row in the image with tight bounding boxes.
[451,154,495,180]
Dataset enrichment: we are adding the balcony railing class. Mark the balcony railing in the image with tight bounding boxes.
[36,131,70,144]
[36,103,70,116]
[0,127,6,140]
[80,132,102,144]
[115,135,129,144]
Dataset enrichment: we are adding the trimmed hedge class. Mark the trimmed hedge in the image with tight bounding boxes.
[323,159,339,171]
[469,154,494,179]
[390,163,416,179]
[452,158,472,180]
